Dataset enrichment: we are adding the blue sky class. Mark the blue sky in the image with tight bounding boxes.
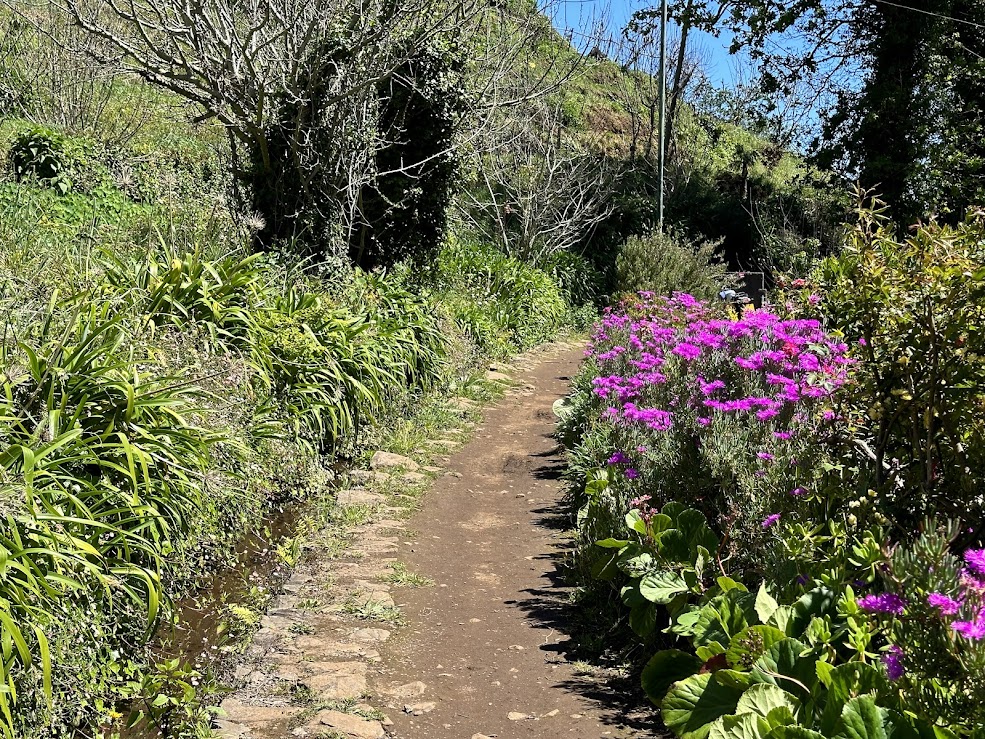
[547,0,744,88]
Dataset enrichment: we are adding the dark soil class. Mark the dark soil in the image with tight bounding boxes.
[374,346,663,738]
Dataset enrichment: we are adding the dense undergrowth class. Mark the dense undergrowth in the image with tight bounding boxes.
[0,106,591,737]
[562,205,985,738]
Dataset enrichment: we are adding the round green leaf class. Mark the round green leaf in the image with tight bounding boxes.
[662,673,744,739]
[642,649,702,705]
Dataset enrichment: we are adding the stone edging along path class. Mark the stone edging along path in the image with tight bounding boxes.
[217,340,659,739]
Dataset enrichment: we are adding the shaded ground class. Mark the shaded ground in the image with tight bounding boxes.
[373,345,662,738]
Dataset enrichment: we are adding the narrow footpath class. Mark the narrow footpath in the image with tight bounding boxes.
[374,345,655,739]
[217,342,659,739]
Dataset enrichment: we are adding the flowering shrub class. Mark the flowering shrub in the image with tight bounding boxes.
[818,205,985,533]
[852,522,985,731]
[564,279,985,737]
[575,292,852,573]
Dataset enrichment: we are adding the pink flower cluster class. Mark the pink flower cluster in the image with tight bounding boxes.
[927,549,985,640]
[587,293,851,441]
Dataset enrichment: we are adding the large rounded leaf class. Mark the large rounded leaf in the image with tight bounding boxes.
[727,625,788,670]
[834,695,890,739]
[708,713,771,739]
[642,649,702,705]
[750,638,819,700]
[640,570,690,604]
[767,727,826,739]
[735,684,800,720]
[818,662,892,735]
[662,673,744,739]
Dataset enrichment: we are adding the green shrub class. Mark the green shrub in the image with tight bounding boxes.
[817,204,985,533]
[8,125,74,194]
[614,229,729,300]
[434,236,570,353]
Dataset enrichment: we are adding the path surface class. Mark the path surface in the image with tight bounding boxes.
[373,346,653,739]
[216,342,659,739]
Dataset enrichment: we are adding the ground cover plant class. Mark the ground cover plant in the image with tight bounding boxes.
[563,209,985,737]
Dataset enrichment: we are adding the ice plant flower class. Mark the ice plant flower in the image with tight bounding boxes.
[927,592,963,616]
[762,513,781,528]
[607,451,628,466]
[858,593,907,614]
[952,613,985,640]
[624,468,639,479]
[882,646,905,680]
[964,548,985,576]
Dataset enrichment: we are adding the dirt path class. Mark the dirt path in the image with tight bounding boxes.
[216,342,659,739]
[372,346,654,739]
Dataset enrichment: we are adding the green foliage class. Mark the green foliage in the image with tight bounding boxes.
[614,229,730,300]
[8,126,74,194]
[433,237,571,356]
[818,203,985,532]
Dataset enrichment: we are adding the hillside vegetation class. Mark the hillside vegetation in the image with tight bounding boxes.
[0,0,868,735]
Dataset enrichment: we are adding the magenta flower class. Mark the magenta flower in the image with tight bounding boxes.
[882,646,904,680]
[964,549,985,576]
[757,452,774,461]
[773,431,792,440]
[607,451,628,466]
[952,615,985,641]
[858,593,907,615]
[789,487,807,496]
[762,513,781,528]
[672,343,702,361]
[624,468,639,479]
[927,592,963,616]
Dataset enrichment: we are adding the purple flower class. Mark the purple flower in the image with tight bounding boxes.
[952,615,985,641]
[672,343,702,361]
[762,513,781,529]
[927,592,963,616]
[964,549,985,576]
[624,468,639,479]
[773,431,792,440]
[607,451,628,466]
[858,593,907,615]
[757,452,774,461]
[882,646,905,680]
[789,487,807,496]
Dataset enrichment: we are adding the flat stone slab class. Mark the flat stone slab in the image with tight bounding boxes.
[370,451,419,471]
[218,698,300,725]
[336,489,386,506]
[304,671,367,700]
[351,627,390,643]
[310,710,386,739]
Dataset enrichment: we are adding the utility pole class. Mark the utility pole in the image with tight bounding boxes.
[657,0,668,232]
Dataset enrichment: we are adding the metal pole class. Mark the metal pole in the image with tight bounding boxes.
[657,0,668,232]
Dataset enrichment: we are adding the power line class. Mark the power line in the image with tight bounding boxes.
[869,0,985,28]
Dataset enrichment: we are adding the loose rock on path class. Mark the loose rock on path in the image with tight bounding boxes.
[218,341,659,738]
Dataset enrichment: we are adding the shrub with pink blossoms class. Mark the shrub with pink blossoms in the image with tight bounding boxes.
[575,292,852,571]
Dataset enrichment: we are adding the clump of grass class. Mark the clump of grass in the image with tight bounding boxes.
[377,562,434,587]
[341,597,405,625]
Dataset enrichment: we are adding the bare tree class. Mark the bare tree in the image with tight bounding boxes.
[10,0,592,265]
[0,8,157,147]
[460,101,616,266]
